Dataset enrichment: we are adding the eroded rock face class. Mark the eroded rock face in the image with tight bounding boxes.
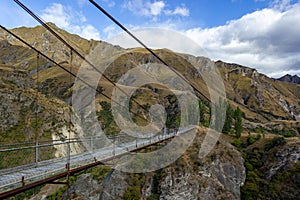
[63,174,102,200]
[62,170,129,200]
[63,128,246,200]
[158,161,245,200]
[158,134,245,200]
[264,140,300,180]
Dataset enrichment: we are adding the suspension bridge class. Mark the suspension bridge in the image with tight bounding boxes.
[0,0,212,198]
[0,126,196,199]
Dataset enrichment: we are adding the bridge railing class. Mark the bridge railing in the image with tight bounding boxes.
[0,139,70,171]
[0,128,175,171]
[0,127,194,196]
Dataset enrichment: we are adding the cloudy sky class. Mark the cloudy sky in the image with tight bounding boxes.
[0,0,300,78]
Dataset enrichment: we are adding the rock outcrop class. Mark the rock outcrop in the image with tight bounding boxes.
[61,128,246,200]
[278,74,300,85]
[264,140,300,180]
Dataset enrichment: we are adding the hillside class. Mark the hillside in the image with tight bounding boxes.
[278,74,300,85]
[0,24,299,199]
[1,24,299,134]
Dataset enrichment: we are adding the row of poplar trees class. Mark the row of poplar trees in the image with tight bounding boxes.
[222,103,243,138]
[199,98,243,139]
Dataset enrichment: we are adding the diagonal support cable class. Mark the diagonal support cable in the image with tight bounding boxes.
[13,0,158,121]
[0,25,149,123]
[89,0,211,104]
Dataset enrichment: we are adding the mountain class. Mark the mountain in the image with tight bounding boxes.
[278,74,300,84]
[1,25,299,126]
[0,24,299,199]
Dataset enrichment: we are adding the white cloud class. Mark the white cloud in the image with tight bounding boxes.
[79,25,101,40]
[78,0,115,8]
[36,1,300,78]
[149,1,165,15]
[184,2,300,77]
[108,28,206,56]
[0,0,37,28]
[41,3,72,27]
[41,3,100,40]
[124,0,165,17]
[102,0,116,7]
[165,6,189,16]
[103,25,122,39]
[77,0,87,7]
[124,0,189,19]
[173,6,189,16]
[271,0,294,10]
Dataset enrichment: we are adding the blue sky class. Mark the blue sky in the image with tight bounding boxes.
[0,0,300,77]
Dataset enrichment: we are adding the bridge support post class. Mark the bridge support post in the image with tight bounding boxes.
[113,134,115,156]
[90,136,93,152]
[66,140,71,187]
[21,176,25,187]
[136,138,137,148]
[35,141,38,167]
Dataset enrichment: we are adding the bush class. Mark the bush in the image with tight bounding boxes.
[247,135,256,146]
[124,186,141,200]
[232,139,243,148]
[264,137,286,151]
[147,194,159,200]
[283,131,293,137]
[255,134,261,140]
[91,166,111,180]
[245,162,254,171]
[241,182,259,199]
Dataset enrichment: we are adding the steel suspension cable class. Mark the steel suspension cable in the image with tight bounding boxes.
[0,25,149,124]
[35,53,39,166]
[13,0,157,119]
[89,0,211,104]
[66,49,73,187]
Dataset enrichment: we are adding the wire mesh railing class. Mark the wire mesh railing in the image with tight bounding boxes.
[0,127,196,198]
[0,128,179,171]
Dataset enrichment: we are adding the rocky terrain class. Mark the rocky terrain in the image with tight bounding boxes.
[278,74,300,85]
[53,128,247,200]
[240,136,300,200]
[33,131,300,200]
[0,24,299,199]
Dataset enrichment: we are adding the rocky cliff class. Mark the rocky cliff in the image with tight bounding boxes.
[241,136,300,199]
[0,24,299,199]
[58,128,246,200]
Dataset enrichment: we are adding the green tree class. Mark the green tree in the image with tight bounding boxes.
[198,100,206,125]
[97,101,120,135]
[234,107,243,138]
[222,103,234,134]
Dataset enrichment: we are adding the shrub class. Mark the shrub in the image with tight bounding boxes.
[91,166,111,180]
[232,139,243,148]
[124,186,141,200]
[247,135,256,146]
[147,194,159,200]
[283,131,293,137]
[264,137,286,151]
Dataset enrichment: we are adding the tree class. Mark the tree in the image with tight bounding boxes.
[222,103,234,134]
[198,100,206,125]
[234,107,243,138]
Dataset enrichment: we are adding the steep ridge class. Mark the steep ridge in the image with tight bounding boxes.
[278,74,300,85]
[0,24,299,199]
[1,25,299,126]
